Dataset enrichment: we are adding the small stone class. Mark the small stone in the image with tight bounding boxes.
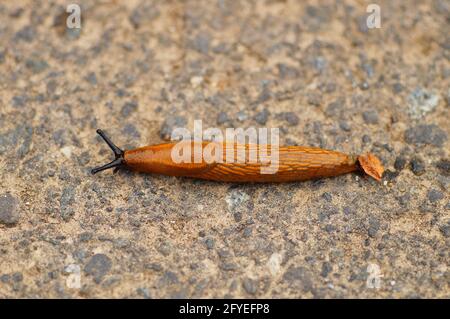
[368,217,380,238]
[216,112,229,125]
[282,266,313,292]
[136,287,152,299]
[407,88,440,119]
[362,134,371,144]
[394,157,407,171]
[404,124,447,147]
[325,99,343,117]
[0,193,20,225]
[120,101,138,118]
[145,263,163,272]
[84,254,112,283]
[339,121,351,132]
[325,224,336,233]
[439,224,450,237]
[190,76,203,87]
[79,232,93,242]
[192,33,210,54]
[383,170,399,181]
[159,116,187,140]
[436,160,450,176]
[360,81,369,90]
[410,158,426,176]
[220,263,238,271]
[129,3,159,28]
[362,110,379,124]
[277,63,299,79]
[85,72,97,85]
[225,188,250,212]
[254,109,270,125]
[0,274,10,283]
[11,95,27,108]
[392,83,403,93]
[242,278,257,295]
[122,123,141,139]
[25,58,48,73]
[60,186,76,221]
[160,271,179,285]
[427,189,444,203]
[12,272,23,282]
[205,238,214,250]
[321,192,332,202]
[320,262,332,277]
[307,93,321,106]
[14,26,36,42]
[236,111,248,122]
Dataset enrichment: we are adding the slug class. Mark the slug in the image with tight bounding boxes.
[91,129,384,182]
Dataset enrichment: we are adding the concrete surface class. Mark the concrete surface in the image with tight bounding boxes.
[0,0,449,298]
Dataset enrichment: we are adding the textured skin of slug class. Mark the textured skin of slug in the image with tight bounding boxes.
[124,141,359,182]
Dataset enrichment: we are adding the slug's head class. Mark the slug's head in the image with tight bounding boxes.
[91,129,125,174]
[357,153,384,182]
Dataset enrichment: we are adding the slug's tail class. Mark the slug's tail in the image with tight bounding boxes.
[91,129,125,174]
[357,153,384,182]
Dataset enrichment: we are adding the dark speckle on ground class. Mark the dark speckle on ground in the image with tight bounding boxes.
[0,0,448,299]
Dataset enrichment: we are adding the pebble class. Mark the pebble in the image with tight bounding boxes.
[279,112,299,126]
[325,100,343,117]
[254,109,270,125]
[12,272,23,282]
[339,121,351,132]
[216,112,229,125]
[307,93,321,107]
[242,278,257,295]
[362,110,379,124]
[236,111,248,122]
[427,189,444,203]
[404,124,447,147]
[368,217,380,238]
[439,224,450,237]
[85,72,97,85]
[120,101,138,118]
[25,58,48,73]
[282,266,313,292]
[205,238,214,250]
[225,188,250,212]
[362,134,371,144]
[84,254,112,283]
[11,95,27,108]
[159,116,187,140]
[0,193,20,225]
[320,262,332,277]
[436,160,450,176]
[407,88,440,119]
[60,186,76,221]
[122,123,141,139]
[394,157,407,171]
[410,158,426,176]
[192,33,210,54]
[277,63,299,79]
[14,25,36,42]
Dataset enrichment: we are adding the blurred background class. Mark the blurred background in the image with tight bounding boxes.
[0,0,448,298]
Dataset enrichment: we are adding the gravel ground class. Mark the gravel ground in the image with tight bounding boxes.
[0,0,448,298]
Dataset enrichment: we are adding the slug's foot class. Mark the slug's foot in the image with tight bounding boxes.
[357,153,384,182]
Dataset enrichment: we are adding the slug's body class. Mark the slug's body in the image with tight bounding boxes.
[92,130,384,182]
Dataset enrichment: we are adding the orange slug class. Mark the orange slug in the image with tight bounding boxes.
[91,129,384,182]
